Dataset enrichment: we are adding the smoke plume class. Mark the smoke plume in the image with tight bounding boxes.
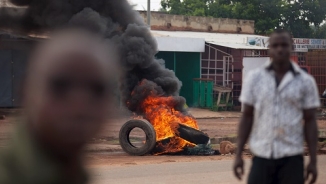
[0,0,185,114]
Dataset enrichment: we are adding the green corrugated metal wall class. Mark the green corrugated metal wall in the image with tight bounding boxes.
[175,52,201,106]
[155,52,175,70]
[155,51,201,106]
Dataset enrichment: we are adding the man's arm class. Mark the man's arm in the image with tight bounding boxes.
[233,104,254,180]
[304,108,318,184]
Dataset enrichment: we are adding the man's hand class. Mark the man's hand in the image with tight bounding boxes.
[306,162,317,184]
[233,156,244,180]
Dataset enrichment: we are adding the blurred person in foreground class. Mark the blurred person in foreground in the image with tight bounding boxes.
[0,29,118,184]
[233,29,320,184]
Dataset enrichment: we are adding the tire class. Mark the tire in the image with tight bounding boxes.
[119,119,156,156]
[177,124,210,145]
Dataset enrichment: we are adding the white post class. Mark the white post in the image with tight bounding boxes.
[147,0,151,29]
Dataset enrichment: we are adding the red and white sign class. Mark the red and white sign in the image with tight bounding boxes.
[293,38,326,51]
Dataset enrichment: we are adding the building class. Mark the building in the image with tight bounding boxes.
[138,11,255,34]
[291,38,326,106]
[0,2,257,108]
[153,30,268,107]
[154,35,204,105]
[0,31,205,108]
[1,2,323,108]
[154,31,326,108]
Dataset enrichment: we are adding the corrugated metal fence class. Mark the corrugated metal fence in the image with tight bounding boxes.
[0,50,27,107]
[305,50,326,107]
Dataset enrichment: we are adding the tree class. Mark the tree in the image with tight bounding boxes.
[231,0,283,35]
[182,0,208,16]
[161,0,185,15]
[160,0,326,37]
[161,0,208,16]
[280,0,326,38]
[206,0,233,18]
[313,24,326,39]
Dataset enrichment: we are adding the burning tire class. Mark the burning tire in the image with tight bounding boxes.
[119,119,156,156]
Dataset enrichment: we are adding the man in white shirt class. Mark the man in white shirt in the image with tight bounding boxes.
[233,29,320,184]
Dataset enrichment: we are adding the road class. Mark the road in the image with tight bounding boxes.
[2,116,326,183]
[90,155,326,184]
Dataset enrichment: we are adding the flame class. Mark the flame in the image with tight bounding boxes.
[132,112,143,120]
[141,95,199,154]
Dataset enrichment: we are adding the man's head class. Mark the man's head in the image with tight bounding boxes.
[268,29,293,64]
[24,29,119,155]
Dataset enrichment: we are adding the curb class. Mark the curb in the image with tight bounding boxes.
[210,137,237,144]
[85,145,123,153]
[85,136,239,153]
[194,116,241,119]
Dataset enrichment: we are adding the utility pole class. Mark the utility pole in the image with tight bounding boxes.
[147,0,151,29]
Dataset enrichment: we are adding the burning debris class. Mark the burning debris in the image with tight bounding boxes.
[0,0,216,155]
[120,79,216,155]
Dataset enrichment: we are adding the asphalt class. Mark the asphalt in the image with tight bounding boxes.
[90,155,326,184]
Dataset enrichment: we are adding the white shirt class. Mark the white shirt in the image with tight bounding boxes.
[240,61,320,159]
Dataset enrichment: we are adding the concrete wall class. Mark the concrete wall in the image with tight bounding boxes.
[139,11,255,34]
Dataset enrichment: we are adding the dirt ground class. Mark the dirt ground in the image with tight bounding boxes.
[1,115,326,167]
[85,117,326,145]
[0,116,247,166]
[84,117,326,167]
[84,152,244,167]
[94,117,241,140]
[1,116,326,144]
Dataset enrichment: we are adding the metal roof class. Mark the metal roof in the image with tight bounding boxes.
[207,41,267,50]
[151,30,268,50]
[155,37,205,52]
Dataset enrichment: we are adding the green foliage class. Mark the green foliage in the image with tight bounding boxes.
[161,0,208,16]
[313,24,326,39]
[160,0,326,38]
[280,0,326,38]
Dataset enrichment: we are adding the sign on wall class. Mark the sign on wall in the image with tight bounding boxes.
[247,37,326,52]
[247,37,269,48]
[293,38,326,50]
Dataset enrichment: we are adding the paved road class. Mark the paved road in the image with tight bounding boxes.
[90,156,326,184]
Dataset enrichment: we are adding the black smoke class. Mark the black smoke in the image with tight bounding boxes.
[0,0,144,33]
[0,0,185,114]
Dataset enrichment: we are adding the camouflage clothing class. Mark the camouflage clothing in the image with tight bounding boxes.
[0,122,88,184]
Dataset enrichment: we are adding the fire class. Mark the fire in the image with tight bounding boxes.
[128,79,201,154]
[141,95,199,154]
